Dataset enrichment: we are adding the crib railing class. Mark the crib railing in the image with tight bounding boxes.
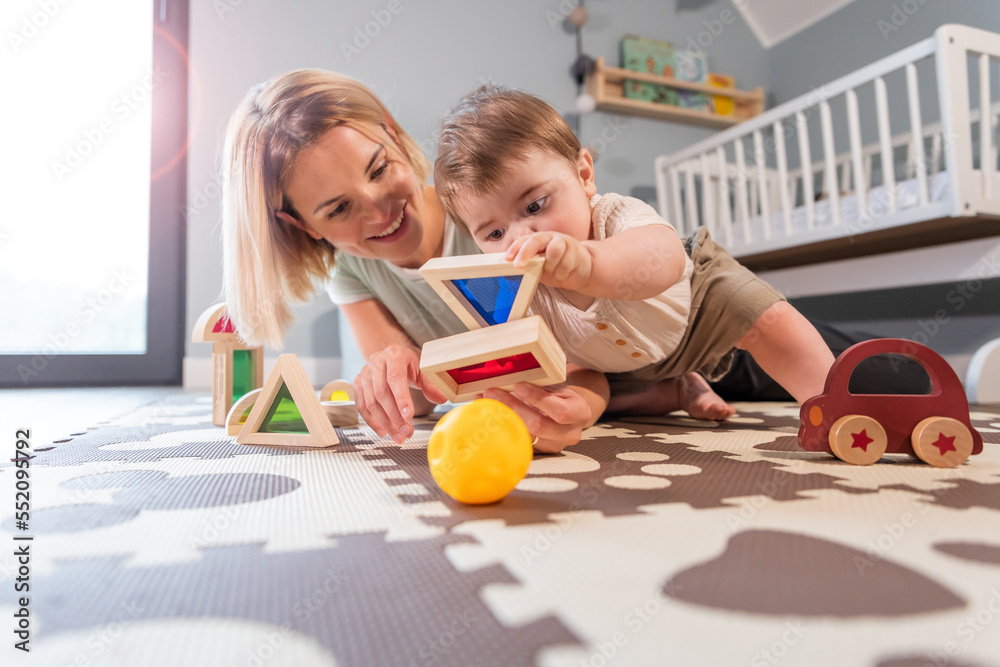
[655,24,1000,263]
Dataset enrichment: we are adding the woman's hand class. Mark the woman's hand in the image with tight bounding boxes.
[354,343,448,443]
[483,380,599,454]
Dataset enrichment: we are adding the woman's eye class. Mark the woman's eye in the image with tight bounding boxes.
[372,161,388,179]
[486,228,505,242]
[328,202,348,219]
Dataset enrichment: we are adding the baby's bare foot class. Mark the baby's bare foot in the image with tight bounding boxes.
[678,372,736,421]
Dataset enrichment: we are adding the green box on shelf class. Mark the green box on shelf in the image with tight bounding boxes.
[620,34,710,111]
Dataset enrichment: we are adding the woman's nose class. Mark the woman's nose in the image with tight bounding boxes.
[359,188,393,225]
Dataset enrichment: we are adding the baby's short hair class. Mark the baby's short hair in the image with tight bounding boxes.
[435,84,581,223]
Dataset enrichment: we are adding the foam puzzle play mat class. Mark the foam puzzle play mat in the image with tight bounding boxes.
[2,395,1000,666]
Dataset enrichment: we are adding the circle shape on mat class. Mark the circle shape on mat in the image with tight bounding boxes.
[604,475,671,490]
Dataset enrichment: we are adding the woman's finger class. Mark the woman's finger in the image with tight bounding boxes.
[511,382,580,425]
[355,366,392,437]
[483,387,548,435]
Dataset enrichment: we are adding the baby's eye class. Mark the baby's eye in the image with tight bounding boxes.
[526,196,546,214]
[486,228,505,242]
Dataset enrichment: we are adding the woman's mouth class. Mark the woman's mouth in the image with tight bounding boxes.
[369,207,406,241]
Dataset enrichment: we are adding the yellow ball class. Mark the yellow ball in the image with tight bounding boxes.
[427,399,533,504]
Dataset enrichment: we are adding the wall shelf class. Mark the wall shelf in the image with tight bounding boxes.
[587,56,765,129]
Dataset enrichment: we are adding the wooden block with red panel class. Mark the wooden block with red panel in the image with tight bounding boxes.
[419,254,566,403]
[798,338,984,467]
[191,303,264,426]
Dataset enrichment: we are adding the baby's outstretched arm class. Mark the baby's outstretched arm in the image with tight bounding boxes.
[506,231,593,292]
[506,225,686,300]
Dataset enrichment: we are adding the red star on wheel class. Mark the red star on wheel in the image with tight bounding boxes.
[851,429,874,451]
[931,432,956,455]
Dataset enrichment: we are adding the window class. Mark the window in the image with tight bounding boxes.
[0,1,187,386]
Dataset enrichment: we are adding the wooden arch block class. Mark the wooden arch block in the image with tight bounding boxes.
[191,303,264,427]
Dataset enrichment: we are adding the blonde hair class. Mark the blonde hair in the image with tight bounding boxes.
[222,69,430,347]
[434,84,580,224]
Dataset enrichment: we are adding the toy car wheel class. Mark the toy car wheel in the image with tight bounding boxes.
[828,415,888,465]
[911,417,974,468]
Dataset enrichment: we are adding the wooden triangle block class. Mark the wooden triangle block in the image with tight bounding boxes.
[420,254,543,329]
[237,354,339,447]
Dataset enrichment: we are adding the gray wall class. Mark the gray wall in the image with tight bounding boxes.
[184,0,768,362]
[769,0,1000,106]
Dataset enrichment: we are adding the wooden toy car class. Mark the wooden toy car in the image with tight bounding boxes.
[798,338,984,467]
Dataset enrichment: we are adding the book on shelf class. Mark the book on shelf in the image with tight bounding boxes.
[620,34,710,112]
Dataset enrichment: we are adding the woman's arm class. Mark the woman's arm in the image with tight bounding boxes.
[484,364,610,454]
[340,299,448,443]
[342,302,610,451]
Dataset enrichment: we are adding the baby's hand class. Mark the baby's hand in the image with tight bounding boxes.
[505,231,593,291]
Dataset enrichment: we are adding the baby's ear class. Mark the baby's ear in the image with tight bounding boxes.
[577,148,597,197]
[276,210,322,240]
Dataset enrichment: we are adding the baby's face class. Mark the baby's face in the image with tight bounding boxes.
[453,148,597,253]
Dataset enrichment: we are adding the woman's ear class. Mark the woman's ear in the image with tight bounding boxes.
[276,210,322,240]
[577,148,597,197]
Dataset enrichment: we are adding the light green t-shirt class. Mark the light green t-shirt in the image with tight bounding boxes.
[326,217,482,346]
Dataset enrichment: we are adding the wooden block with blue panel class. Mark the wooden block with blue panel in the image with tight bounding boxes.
[419,254,566,403]
[191,303,264,426]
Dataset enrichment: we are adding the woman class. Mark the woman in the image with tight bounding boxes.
[221,69,610,453]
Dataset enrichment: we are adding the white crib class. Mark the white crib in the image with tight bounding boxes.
[655,24,1000,271]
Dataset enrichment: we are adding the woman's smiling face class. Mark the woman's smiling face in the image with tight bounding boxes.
[281,124,430,267]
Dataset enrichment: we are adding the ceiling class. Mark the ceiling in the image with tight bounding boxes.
[731,0,860,48]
